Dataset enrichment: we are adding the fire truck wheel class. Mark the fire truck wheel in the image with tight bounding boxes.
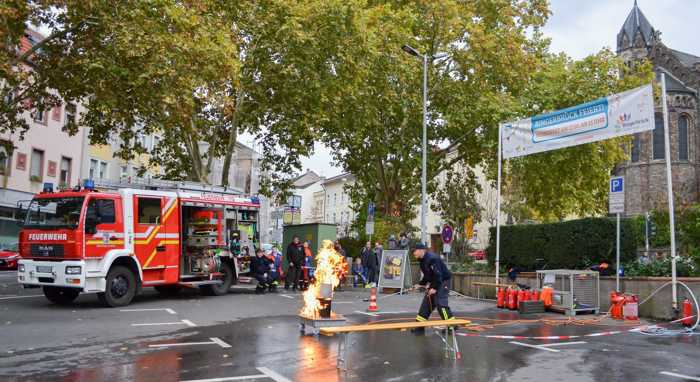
[42,286,80,305]
[101,265,137,307]
[154,285,182,296]
[201,262,233,296]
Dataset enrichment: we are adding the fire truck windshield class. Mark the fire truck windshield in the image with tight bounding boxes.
[24,197,85,229]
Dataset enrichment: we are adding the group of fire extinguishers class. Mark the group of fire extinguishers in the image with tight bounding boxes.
[496,286,553,312]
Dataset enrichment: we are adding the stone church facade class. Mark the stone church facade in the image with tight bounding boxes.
[614,1,700,215]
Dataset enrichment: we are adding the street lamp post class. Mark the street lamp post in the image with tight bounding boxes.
[401,44,446,245]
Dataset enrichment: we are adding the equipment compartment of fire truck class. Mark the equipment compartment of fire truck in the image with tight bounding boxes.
[16,180,261,307]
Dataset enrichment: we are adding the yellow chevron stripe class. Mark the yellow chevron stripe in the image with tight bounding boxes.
[162,199,177,222]
[86,240,124,245]
[142,248,158,268]
[141,240,179,268]
[135,226,160,245]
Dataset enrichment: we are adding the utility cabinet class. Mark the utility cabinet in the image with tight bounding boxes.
[537,270,600,316]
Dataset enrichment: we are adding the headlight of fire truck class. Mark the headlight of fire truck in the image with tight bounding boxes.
[18,264,25,272]
[65,266,82,275]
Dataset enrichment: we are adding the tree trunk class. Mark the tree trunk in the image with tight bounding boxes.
[221,90,242,187]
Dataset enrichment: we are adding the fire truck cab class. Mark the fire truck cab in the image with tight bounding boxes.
[17,182,261,307]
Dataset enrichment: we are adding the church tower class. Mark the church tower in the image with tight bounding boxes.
[614,1,700,215]
[616,0,656,66]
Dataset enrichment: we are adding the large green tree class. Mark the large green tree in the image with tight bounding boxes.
[2,1,350,192]
[315,0,549,228]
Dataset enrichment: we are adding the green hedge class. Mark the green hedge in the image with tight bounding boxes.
[486,217,641,271]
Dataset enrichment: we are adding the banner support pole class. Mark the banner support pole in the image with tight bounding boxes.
[661,73,678,311]
[495,124,503,285]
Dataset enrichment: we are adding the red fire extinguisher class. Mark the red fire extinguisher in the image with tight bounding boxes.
[682,298,694,327]
[610,291,624,320]
[517,289,526,309]
[497,288,506,309]
[507,288,518,310]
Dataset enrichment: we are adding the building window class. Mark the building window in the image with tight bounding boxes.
[679,115,689,161]
[32,108,47,124]
[653,113,665,160]
[59,157,71,186]
[64,103,76,131]
[30,149,44,181]
[333,213,336,224]
[120,165,128,179]
[89,159,108,180]
[100,161,108,179]
[0,143,11,175]
[631,134,640,163]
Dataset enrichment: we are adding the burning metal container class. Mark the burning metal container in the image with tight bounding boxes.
[298,241,347,334]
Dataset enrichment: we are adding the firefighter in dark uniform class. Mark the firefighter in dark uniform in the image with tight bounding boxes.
[412,243,454,331]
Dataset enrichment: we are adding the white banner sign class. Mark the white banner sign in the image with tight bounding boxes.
[502,84,654,159]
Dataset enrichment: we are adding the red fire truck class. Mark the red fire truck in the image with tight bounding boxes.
[17,182,261,307]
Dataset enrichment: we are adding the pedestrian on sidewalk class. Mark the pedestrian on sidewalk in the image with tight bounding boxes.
[285,236,304,291]
[364,242,379,287]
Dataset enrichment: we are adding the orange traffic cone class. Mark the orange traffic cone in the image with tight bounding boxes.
[367,287,379,312]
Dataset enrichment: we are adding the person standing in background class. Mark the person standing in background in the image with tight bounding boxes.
[285,236,304,291]
[399,232,409,250]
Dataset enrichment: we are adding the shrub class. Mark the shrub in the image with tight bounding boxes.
[486,217,641,271]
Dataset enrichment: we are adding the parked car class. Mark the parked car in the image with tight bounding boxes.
[0,242,20,270]
[468,250,486,261]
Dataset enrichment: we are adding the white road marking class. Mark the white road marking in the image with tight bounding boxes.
[210,337,232,348]
[0,295,44,300]
[121,308,177,315]
[182,319,197,327]
[330,301,354,304]
[149,341,218,348]
[660,371,700,381]
[354,310,379,317]
[131,319,195,327]
[509,341,560,353]
[257,367,293,382]
[180,375,267,382]
[541,341,587,348]
[279,294,294,299]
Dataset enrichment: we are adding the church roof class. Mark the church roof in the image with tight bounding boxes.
[655,67,697,95]
[617,1,655,51]
[670,49,700,68]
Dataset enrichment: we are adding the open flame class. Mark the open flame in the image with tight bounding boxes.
[300,240,345,317]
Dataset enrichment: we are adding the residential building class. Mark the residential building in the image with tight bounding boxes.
[322,173,355,237]
[0,30,90,245]
[613,2,699,215]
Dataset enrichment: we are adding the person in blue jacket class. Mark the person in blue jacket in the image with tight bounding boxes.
[412,243,454,332]
[251,248,275,294]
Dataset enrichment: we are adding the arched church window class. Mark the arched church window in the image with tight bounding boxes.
[653,113,665,160]
[631,134,640,162]
[679,115,689,161]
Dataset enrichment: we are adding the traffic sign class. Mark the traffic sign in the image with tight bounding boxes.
[365,221,374,236]
[441,224,453,244]
[609,176,625,214]
[367,202,375,221]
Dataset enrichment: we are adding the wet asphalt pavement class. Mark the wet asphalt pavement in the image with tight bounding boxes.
[1,270,700,382]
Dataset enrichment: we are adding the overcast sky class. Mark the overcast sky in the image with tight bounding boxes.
[289,0,700,178]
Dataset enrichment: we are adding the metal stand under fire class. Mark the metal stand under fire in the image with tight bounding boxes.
[299,282,347,335]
